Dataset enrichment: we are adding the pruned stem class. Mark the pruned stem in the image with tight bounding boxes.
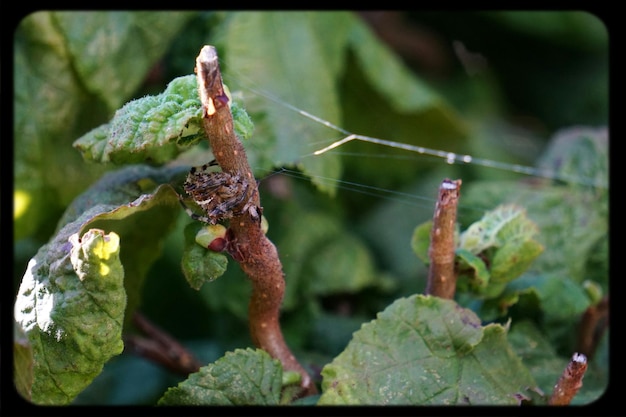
[194,45,316,396]
[425,179,461,299]
[548,353,588,405]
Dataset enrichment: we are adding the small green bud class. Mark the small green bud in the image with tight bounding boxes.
[582,280,603,305]
[281,370,302,387]
[195,224,228,252]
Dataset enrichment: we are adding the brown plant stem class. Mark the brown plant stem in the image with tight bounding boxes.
[425,179,461,299]
[576,296,609,360]
[194,45,317,396]
[548,353,588,405]
[124,312,201,376]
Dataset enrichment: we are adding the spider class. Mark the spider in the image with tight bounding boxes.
[180,160,261,225]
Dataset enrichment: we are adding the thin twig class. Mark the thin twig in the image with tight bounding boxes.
[576,296,609,360]
[548,353,588,405]
[425,179,461,299]
[124,312,201,376]
[194,45,317,397]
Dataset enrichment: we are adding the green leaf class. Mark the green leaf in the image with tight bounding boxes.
[73,75,203,165]
[275,206,394,310]
[536,126,608,190]
[455,204,543,299]
[348,17,447,113]
[455,248,490,292]
[218,11,467,198]
[410,220,432,264]
[73,74,255,165]
[13,11,192,240]
[53,11,195,110]
[57,164,186,230]
[412,205,541,300]
[507,274,591,323]
[14,164,186,404]
[13,324,34,401]
[462,127,608,285]
[72,168,185,326]
[14,226,126,405]
[307,233,394,296]
[338,34,467,197]
[319,295,537,405]
[458,204,539,255]
[490,239,544,282]
[158,348,282,405]
[181,222,229,290]
[230,94,255,141]
[220,11,353,195]
[14,12,109,240]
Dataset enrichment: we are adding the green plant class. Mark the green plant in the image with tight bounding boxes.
[13,11,608,406]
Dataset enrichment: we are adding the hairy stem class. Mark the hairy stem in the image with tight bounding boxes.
[548,353,588,405]
[425,179,461,299]
[195,45,316,396]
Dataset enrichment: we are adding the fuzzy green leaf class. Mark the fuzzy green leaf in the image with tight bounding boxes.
[459,204,539,255]
[456,204,543,298]
[58,165,187,231]
[73,75,203,165]
[319,295,537,405]
[14,165,184,404]
[14,226,126,405]
[158,348,282,405]
[230,95,255,141]
[73,75,254,165]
